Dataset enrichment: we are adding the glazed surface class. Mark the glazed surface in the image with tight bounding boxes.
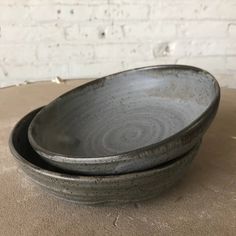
[29,66,217,158]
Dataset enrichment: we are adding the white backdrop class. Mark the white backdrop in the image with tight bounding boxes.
[0,0,236,87]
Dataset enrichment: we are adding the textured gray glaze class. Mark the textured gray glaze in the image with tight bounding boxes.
[10,108,200,205]
[28,65,220,175]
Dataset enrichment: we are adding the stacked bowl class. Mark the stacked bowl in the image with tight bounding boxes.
[9,65,220,205]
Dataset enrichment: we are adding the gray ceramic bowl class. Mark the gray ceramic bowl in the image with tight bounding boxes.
[28,65,220,175]
[10,108,200,205]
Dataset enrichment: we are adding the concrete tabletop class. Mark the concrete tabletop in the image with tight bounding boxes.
[0,80,235,236]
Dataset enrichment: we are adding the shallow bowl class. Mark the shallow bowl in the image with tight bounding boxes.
[28,65,220,175]
[10,108,200,205]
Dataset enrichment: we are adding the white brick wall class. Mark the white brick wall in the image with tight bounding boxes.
[0,0,236,88]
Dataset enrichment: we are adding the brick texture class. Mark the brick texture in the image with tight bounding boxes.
[0,0,236,87]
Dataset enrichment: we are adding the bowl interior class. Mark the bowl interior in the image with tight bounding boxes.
[29,66,218,158]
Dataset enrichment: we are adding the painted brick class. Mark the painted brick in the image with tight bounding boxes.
[65,22,176,43]
[94,44,153,61]
[92,4,149,20]
[171,40,229,57]
[0,25,64,43]
[228,23,236,37]
[37,43,94,63]
[177,21,228,38]
[0,44,36,65]
[0,1,236,87]
[122,22,176,41]
[64,23,124,42]
[68,62,124,78]
[226,57,236,70]
[29,5,93,22]
[0,6,31,23]
[150,0,236,20]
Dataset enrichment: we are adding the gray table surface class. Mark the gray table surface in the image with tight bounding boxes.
[0,80,235,236]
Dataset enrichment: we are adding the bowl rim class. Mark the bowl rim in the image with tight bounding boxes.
[9,107,199,181]
[28,64,220,164]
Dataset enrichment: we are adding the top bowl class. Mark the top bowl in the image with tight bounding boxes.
[28,65,220,175]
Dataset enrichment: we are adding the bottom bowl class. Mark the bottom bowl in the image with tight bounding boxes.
[9,108,200,205]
